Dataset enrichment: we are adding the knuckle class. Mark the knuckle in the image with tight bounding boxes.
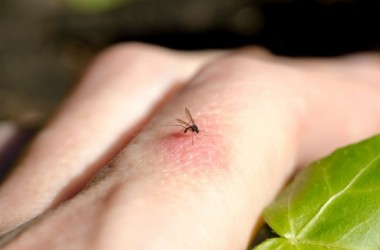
[193,54,269,85]
[87,42,174,80]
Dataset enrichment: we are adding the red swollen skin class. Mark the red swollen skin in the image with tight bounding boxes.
[159,111,228,175]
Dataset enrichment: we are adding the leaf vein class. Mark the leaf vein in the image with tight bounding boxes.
[296,153,380,238]
[287,182,297,238]
[295,239,354,250]
[337,208,380,242]
[322,165,333,196]
[274,241,286,250]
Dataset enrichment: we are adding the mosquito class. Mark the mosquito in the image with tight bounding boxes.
[174,108,199,145]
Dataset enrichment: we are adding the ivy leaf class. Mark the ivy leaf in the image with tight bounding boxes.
[254,135,380,250]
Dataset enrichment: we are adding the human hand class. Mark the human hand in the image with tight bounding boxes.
[1,43,379,249]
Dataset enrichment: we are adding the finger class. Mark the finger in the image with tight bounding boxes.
[84,54,380,249]
[285,54,380,166]
[272,52,380,86]
[4,53,380,249]
[237,49,380,165]
[3,53,301,249]
[0,43,223,233]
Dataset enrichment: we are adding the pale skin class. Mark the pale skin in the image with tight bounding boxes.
[0,43,379,250]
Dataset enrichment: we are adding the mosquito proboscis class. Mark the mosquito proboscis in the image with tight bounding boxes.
[170,108,199,145]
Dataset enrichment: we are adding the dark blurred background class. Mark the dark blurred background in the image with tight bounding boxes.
[0,0,379,126]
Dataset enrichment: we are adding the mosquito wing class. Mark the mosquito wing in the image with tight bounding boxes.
[176,118,189,126]
[185,108,195,124]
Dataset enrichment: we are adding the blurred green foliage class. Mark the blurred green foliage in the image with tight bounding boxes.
[67,0,130,13]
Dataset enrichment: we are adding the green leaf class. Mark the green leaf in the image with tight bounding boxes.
[254,238,335,250]
[254,135,380,250]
